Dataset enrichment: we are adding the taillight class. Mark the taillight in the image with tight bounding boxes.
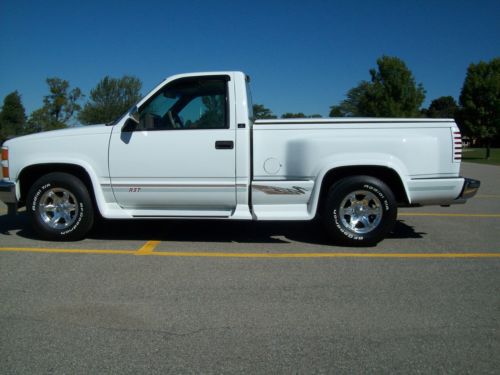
[1,147,8,178]
[453,130,462,162]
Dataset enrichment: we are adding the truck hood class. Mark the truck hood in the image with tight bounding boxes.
[4,124,112,146]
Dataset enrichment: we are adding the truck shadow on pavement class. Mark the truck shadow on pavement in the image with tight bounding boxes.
[1,212,424,246]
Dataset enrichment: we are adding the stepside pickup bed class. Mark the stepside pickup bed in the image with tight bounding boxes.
[0,71,480,245]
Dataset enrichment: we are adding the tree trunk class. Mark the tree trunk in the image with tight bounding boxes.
[485,141,491,159]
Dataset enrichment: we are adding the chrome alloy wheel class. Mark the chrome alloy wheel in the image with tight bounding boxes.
[339,190,383,234]
[38,188,79,230]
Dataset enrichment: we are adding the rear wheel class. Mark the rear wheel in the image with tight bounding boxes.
[27,172,94,241]
[323,176,397,246]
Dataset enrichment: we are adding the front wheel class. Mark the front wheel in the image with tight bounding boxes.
[27,172,94,241]
[323,176,397,246]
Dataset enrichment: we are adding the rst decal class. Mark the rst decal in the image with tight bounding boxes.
[128,187,142,193]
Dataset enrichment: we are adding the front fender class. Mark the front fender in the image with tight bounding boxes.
[16,159,110,217]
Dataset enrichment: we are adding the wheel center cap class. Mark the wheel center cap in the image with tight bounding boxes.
[355,205,365,215]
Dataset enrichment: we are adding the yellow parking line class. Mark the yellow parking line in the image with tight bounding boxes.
[398,213,500,217]
[142,252,500,258]
[135,240,160,255]
[0,247,134,255]
[0,247,499,258]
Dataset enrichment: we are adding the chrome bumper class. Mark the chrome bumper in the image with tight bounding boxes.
[457,178,480,200]
[0,180,17,215]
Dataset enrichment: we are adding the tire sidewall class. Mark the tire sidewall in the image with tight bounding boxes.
[325,176,397,245]
[27,173,94,241]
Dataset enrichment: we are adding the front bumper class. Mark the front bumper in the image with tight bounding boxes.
[0,180,17,215]
[0,180,16,203]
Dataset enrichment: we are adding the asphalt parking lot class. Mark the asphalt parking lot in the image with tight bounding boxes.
[1,163,499,373]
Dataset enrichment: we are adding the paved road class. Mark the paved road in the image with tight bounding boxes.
[1,163,499,373]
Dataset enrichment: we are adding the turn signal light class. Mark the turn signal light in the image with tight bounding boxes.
[1,147,8,178]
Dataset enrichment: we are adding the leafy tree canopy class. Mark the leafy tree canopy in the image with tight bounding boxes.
[329,82,370,117]
[330,56,426,117]
[26,107,67,133]
[78,75,142,125]
[27,77,83,132]
[360,56,426,117]
[197,95,225,129]
[281,112,306,119]
[0,91,26,143]
[43,77,83,124]
[253,104,276,119]
[424,96,458,118]
[458,57,499,158]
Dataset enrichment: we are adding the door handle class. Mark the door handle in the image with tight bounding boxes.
[215,140,234,150]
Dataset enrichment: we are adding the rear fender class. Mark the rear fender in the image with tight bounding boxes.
[308,154,410,217]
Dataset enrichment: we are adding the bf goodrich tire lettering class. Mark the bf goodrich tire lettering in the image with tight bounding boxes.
[27,172,94,241]
[323,176,397,246]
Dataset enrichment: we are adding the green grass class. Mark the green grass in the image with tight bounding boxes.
[462,148,500,166]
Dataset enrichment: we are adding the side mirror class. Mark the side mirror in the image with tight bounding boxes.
[122,107,140,132]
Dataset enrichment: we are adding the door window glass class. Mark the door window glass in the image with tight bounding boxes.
[136,78,227,131]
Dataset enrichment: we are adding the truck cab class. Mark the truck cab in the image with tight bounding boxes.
[107,72,252,219]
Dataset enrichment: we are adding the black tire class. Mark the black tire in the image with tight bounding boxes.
[27,172,94,241]
[322,176,397,246]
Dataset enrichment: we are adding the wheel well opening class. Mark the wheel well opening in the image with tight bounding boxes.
[18,164,96,207]
[316,166,408,217]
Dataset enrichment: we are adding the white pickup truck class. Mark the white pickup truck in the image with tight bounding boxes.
[0,71,480,245]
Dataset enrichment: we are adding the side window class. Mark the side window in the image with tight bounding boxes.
[136,78,228,131]
[179,94,226,129]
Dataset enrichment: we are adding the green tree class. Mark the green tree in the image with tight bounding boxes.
[28,77,83,131]
[78,75,142,124]
[197,95,225,129]
[0,91,26,144]
[330,56,425,117]
[43,77,82,124]
[329,82,371,117]
[253,104,276,119]
[424,96,458,118]
[360,56,425,117]
[26,107,64,133]
[281,112,306,118]
[458,58,500,159]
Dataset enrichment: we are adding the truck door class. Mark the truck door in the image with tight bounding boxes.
[108,75,236,216]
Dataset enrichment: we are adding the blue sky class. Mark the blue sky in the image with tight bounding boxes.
[0,0,498,120]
